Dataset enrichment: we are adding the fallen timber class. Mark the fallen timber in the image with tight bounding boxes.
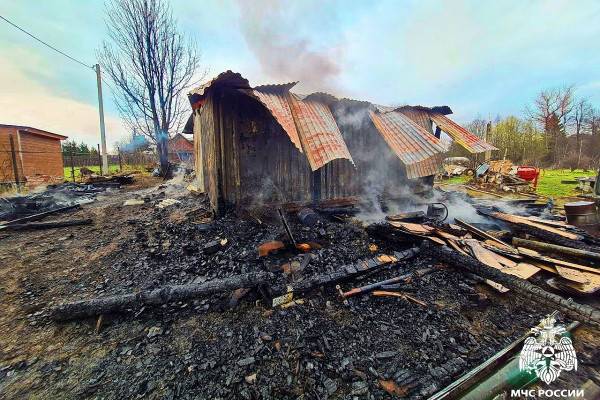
[3,203,81,226]
[51,272,271,321]
[478,209,600,251]
[51,248,421,321]
[269,248,421,300]
[0,218,92,231]
[423,243,600,327]
[512,237,600,263]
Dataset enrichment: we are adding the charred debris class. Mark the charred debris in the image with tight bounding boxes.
[3,168,600,398]
[4,72,600,397]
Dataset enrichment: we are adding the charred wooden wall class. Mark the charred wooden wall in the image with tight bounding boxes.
[194,88,313,212]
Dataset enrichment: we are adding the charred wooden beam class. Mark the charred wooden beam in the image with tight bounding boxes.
[270,248,421,298]
[277,208,296,247]
[4,204,81,226]
[0,219,92,231]
[513,237,600,263]
[50,272,270,321]
[424,243,600,327]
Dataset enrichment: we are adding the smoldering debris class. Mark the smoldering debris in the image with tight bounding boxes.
[3,180,600,399]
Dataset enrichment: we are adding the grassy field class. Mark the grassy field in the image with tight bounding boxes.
[63,164,149,181]
[437,168,597,198]
[536,168,595,197]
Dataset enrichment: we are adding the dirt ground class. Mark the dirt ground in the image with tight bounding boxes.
[1,177,599,399]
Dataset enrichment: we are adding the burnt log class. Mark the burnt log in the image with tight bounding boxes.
[4,204,81,225]
[424,243,600,327]
[1,219,92,231]
[50,272,270,321]
[512,237,600,264]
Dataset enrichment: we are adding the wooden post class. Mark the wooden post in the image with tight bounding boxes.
[70,151,75,182]
[484,121,492,162]
[9,135,20,192]
[97,143,103,176]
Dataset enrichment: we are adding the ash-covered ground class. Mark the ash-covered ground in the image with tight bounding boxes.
[0,177,598,399]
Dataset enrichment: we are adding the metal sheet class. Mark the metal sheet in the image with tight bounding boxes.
[251,85,303,152]
[288,94,354,171]
[398,108,434,135]
[430,113,497,153]
[369,110,445,179]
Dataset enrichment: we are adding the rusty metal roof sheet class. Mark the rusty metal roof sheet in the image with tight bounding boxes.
[369,110,445,179]
[251,85,303,152]
[430,113,498,153]
[289,94,354,171]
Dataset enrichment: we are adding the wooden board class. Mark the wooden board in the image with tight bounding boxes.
[518,247,600,275]
[465,240,540,279]
[388,221,435,235]
[491,212,581,240]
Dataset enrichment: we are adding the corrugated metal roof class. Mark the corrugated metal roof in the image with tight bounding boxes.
[251,85,303,152]
[289,94,354,171]
[430,113,498,153]
[369,110,445,179]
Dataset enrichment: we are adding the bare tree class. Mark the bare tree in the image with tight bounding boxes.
[526,85,575,165]
[573,98,592,168]
[98,0,202,175]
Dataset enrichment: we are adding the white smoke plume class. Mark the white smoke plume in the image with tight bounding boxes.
[236,0,343,94]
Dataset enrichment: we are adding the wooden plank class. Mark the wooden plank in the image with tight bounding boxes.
[388,221,435,235]
[454,218,516,253]
[465,240,539,279]
[518,247,600,275]
[491,211,581,240]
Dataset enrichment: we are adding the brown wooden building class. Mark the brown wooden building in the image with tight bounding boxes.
[0,125,67,187]
[186,71,497,213]
[168,133,194,164]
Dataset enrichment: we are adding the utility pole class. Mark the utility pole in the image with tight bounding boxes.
[95,64,108,175]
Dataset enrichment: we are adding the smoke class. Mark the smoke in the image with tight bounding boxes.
[119,134,149,153]
[331,103,489,225]
[236,0,343,93]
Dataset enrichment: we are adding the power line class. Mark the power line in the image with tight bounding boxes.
[0,14,94,70]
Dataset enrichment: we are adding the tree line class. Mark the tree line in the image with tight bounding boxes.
[61,140,100,155]
[450,86,600,170]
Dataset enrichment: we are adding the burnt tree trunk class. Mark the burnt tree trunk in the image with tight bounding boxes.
[424,243,600,327]
[51,272,270,321]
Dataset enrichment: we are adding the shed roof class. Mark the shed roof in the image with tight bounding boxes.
[188,71,496,176]
[0,124,68,140]
[369,110,445,179]
[430,113,498,153]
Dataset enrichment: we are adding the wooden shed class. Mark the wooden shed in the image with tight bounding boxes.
[0,124,67,187]
[187,72,356,213]
[187,71,497,212]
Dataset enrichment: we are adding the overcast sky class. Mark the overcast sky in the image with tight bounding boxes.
[1,0,600,149]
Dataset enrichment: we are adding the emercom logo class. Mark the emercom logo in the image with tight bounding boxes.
[518,314,577,385]
[510,389,585,398]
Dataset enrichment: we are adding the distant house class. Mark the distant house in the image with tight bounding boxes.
[0,124,68,187]
[168,133,194,164]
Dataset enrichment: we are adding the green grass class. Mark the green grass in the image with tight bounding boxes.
[436,175,469,185]
[63,164,148,181]
[535,169,595,198]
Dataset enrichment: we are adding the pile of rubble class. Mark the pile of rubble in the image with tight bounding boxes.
[468,160,538,194]
[0,174,135,231]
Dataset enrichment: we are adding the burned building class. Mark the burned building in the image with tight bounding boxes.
[186,71,497,212]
